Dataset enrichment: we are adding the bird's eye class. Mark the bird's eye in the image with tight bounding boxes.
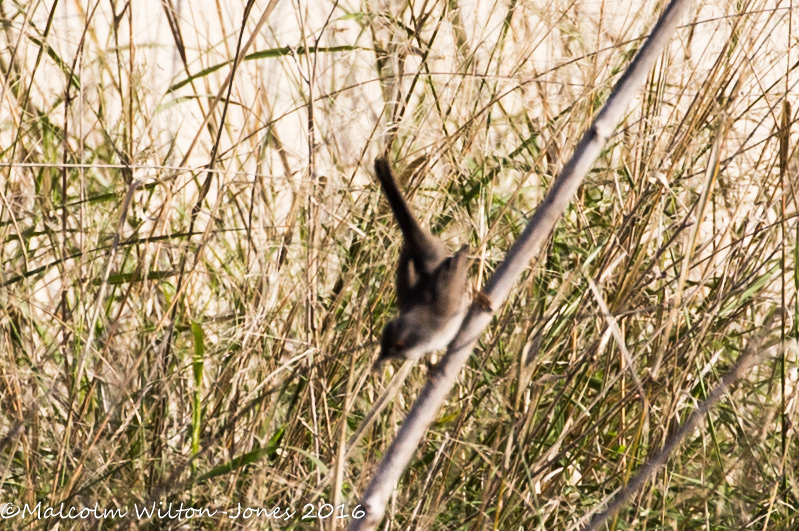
[394,341,405,350]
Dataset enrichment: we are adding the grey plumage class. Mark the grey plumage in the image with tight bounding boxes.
[373,158,470,365]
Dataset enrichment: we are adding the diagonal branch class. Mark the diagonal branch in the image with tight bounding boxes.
[348,0,696,528]
[579,309,784,531]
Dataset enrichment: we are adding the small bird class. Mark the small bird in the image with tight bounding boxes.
[373,157,470,366]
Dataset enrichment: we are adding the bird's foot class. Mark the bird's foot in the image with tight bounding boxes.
[474,290,494,313]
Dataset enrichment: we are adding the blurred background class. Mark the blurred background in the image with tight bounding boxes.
[0,0,797,528]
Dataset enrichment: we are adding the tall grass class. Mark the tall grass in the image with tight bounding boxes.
[0,0,796,529]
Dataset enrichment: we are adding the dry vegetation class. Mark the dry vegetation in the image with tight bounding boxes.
[0,0,797,529]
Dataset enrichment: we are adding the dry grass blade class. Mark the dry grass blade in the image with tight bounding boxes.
[0,0,795,529]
